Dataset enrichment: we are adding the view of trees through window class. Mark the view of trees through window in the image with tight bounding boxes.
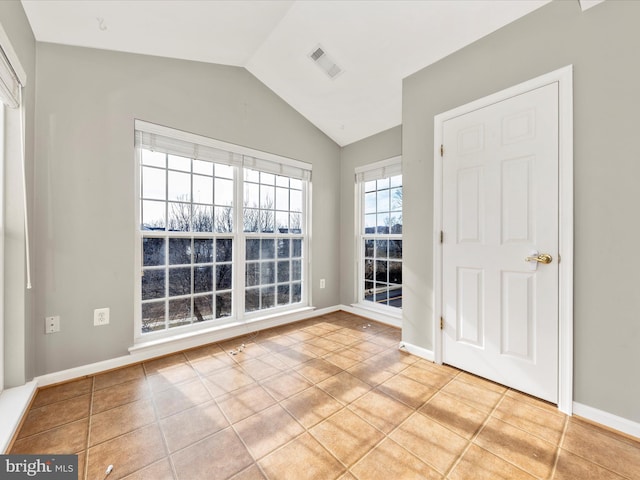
[362,174,402,308]
[138,147,307,334]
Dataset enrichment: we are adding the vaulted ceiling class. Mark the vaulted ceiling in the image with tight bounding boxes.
[20,0,588,146]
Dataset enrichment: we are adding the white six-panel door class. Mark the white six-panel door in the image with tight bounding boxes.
[442,82,559,403]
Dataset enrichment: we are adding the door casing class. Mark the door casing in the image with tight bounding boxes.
[433,65,574,414]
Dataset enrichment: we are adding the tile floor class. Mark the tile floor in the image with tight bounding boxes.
[9,312,640,479]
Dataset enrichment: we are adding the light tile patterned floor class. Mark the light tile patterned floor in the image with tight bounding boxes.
[10,312,640,479]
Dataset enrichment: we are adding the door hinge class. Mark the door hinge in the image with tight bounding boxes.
[440,231,443,244]
[440,144,444,157]
[440,317,444,330]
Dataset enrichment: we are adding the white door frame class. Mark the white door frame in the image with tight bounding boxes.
[433,65,574,414]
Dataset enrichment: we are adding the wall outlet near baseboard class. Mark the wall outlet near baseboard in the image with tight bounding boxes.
[94,308,110,326]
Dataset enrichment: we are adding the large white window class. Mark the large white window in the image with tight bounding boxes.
[356,157,402,311]
[135,121,310,339]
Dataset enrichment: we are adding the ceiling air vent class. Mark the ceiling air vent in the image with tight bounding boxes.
[309,45,343,79]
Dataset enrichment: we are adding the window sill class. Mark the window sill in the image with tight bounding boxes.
[347,303,402,328]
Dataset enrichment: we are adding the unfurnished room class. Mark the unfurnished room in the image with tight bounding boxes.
[0,0,638,479]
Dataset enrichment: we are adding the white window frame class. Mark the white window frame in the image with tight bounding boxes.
[134,120,311,343]
[354,156,402,317]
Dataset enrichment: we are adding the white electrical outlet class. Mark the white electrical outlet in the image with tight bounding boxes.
[94,308,110,326]
[45,316,60,334]
[320,278,326,289]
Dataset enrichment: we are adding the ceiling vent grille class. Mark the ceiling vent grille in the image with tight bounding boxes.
[309,45,343,79]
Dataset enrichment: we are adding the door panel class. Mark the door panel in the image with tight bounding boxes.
[442,82,559,403]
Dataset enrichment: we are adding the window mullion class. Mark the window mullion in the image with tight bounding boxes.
[234,166,245,318]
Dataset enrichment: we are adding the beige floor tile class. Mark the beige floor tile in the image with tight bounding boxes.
[351,438,442,480]
[92,377,150,414]
[259,433,345,480]
[238,357,284,381]
[413,359,459,377]
[310,408,384,466]
[317,371,371,405]
[456,371,508,394]
[94,365,145,391]
[260,371,312,401]
[337,473,357,480]
[234,404,304,459]
[189,353,236,376]
[419,391,489,440]
[474,417,557,479]
[11,419,88,454]
[505,389,560,415]
[19,394,91,438]
[269,347,316,368]
[201,365,255,397]
[182,343,228,362]
[171,427,253,480]
[295,358,343,384]
[400,365,453,390]
[147,364,198,393]
[160,400,229,452]
[90,398,157,446]
[75,450,85,480]
[86,424,166,480]
[258,333,299,352]
[377,374,437,409]
[281,386,342,428]
[562,419,640,479]
[441,378,503,413]
[493,395,566,444]
[324,351,361,370]
[448,444,536,480]
[367,350,415,374]
[553,449,627,480]
[217,383,277,424]
[346,362,395,387]
[324,331,359,347]
[390,412,468,474]
[122,458,175,480]
[32,378,93,408]
[143,353,189,374]
[348,389,413,434]
[152,377,212,418]
[229,464,266,480]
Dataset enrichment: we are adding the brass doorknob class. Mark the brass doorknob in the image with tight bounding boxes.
[525,253,553,264]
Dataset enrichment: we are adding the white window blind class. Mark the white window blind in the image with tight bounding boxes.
[243,155,311,181]
[355,156,402,183]
[134,127,242,167]
[135,120,312,180]
[0,24,25,109]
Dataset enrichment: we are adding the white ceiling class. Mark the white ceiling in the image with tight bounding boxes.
[21,0,554,146]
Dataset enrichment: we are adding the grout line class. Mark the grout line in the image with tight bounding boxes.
[83,376,94,480]
[548,414,570,479]
[443,386,509,478]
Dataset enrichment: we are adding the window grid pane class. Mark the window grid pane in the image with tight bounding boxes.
[140,150,236,333]
[139,138,309,336]
[244,236,304,313]
[361,173,402,309]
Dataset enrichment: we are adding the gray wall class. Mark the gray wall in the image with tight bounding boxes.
[33,43,341,375]
[402,0,640,422]
[339,126,402,305]
[0,1,36,387]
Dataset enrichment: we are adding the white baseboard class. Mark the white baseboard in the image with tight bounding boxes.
[573,402,640,440]
[35,305,341,388]
[0,381,37,453]
[341,304,402,328]
[398,341,435,362]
